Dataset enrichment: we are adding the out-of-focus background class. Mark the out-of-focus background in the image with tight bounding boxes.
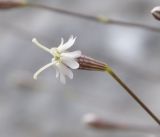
[0,0,160,136]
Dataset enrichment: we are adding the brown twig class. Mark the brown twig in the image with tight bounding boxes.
[1,1,159,33]
[26,3,160,33]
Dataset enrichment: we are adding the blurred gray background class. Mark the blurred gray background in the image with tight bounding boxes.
[0,0,160,136]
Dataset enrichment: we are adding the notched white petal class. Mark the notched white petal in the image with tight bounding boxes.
[60,38,64,46]
[57,63,73,79]
[62,57,79,69]
[61,50,81,58]
[50,47,56,55]
[60,73,66,84]
[58,36,76,52]
[56,70,59,78]
[54,38,64,53]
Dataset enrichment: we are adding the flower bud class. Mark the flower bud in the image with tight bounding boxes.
[82,113,123,130]
[77,55,107,71]
[0,1,26,9]
[151,6,160,21]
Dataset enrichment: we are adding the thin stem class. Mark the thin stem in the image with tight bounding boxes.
[105,66,160,126]
[22,2,160,33]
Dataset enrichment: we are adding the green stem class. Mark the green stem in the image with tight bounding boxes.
[22,2,160,33]
[105,66,160,126]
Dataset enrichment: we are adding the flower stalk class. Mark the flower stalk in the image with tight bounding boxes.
[105,66,160,126]
[77,55,160,126]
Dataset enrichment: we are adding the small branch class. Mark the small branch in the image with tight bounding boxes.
[22,2,160,33]
[105,66,160,126]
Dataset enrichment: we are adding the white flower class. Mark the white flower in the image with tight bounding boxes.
[32,36,81,84]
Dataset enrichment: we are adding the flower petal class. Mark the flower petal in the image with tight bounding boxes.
[56,69,59,78]
[33,62,54,80]
[50,47,56,54]
[51,59,60,78]
[60,37,64,46]
[61,57,79,69]
[56,63,73,79]
[61,50,81,59]
[58,36,76,52]
[50,38,64,54]
[60,72,66,84]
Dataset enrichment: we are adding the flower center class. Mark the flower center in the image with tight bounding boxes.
[53,49,61,61]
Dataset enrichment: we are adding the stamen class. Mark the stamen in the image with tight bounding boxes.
[33,62,54,79]
[32,38,50,53]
